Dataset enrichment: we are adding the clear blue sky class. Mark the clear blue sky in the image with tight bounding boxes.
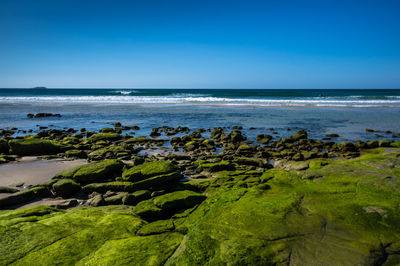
[1,0,399,88]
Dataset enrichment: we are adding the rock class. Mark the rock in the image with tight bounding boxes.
[126,172,182,191]
[289,130,308,142]
[122,190,151,205]
[54,159,124,184]
[366,128,375,133]
[197,161,235,172]
[27,113,62,118]
[274,160,309,171]
[114,122,122,128]
[326,133,339,138]
[86,194,105,207]
[136,219,174,236]
[87,133,122,142]
[100,127,115,133]
[52,179,81,197]
[46,199,78,209]
[82,181,135,194]
[8,138,71,156]
[153,190,206,213]
[65,149,87,159]
[0,186,19,193]
[236,144,254,156]
[121,160,178,182]
[88,146,126,160]
[0,187,50,208]
[301,172,323,179]
[104,193,126,205]
[183,141,198,152]
[0,139,9,154]
[256,134,272,144]
[134,199,167,221]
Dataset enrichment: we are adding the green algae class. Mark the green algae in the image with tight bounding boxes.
[87,133,122,142]
[1,147,400,265]
[54,159,124,184]
[0,206,144,265]
[8,138,70,156]
[121,160,178,182]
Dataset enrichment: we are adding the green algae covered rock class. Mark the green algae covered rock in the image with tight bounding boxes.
[2,148,400,265]
[136,219,174,236]
[197,160,235,172]
[52,179,81,197]
[0,206,155,265]
[165,150,400,265]
[0,139,9,154]
[134,190,206,221]
[153,190,206,212]
[54,159,124,184]
[0,186,19,193]
[122,190,151,205]
[87,133,122,142]
[134,199,166,221]
[0,186,50,208]
[128,172,182,191]
[121,160,178,182]
[8,138,70,156]
[82,181,135,194]
[88,146,126,160]
[65,149,87,159]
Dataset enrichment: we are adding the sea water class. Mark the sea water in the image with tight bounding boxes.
[0,88,399,142]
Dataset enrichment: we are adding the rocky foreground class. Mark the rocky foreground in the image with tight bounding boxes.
[0,124,400,265]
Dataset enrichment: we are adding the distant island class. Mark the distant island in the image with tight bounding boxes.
[31,86,47,89]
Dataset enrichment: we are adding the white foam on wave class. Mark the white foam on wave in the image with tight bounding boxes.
[113,90,139,95]
[1,96,400,107]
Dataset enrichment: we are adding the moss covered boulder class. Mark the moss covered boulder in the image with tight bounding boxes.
[134,190,206,221]
[121,160,178,182]
[197,160,235,172]
[82,181,135,194]
[8,138,70,156]
[0,187,50,208]
[65,149,87,159]
[88,146,127,160]
[153,190,206,212]
[0,206,184,265]
[54,159,124,184]
[52,179,81,197]
[0,139,9,154]
[87,133,122,142]
[122,190,151,205]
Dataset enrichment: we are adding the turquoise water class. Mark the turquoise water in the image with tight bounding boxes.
[0,89,399,141]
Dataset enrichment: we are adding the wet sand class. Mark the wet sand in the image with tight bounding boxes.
[0,157,86,187]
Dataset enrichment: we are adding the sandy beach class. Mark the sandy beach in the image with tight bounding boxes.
[0,157,86,187]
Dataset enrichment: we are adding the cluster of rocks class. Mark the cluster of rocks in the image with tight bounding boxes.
[27,113,62,118]
[1,122,399,210]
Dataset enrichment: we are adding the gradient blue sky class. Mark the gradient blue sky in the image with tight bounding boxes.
[1,0,400,88]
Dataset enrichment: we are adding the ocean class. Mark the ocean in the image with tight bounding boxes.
[1,88,400,142]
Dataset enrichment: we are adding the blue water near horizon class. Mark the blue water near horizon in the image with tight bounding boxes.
[0,88,400,142]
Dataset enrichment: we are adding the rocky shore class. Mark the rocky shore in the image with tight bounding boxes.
[0,123,400,265]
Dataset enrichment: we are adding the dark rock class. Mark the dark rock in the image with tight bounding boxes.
[52,179,81,197]
[326,133,339,138]
[28,113,62,118]
[0,186,19,193]
[8,138,71,156]
[0,187,50,208]
[122,190,151,205]
[87,194,105,207]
